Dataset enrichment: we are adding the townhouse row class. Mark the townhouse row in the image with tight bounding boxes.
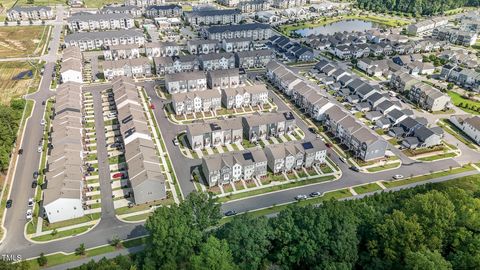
[60,46,83,84]
[171,84,269,115]
[67,12,135,32]
[202,23,273,41]
[154,49,273,75]
[103,41,181,59]
[440,64,480,92]
[184,9,243,26]
[7,6,54,21]
[111,77,166,204]
[314,60,444,150]
[267,60,389,161]
[43,82,85,223]
[449,115,480,145]
[186,111,296,151]
[202,138,325,187]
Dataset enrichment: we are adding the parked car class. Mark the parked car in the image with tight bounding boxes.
[40,119,46,126]
[295,195,307,201]
[393,174,404,179]
[33,171,39,180]
[37,146,42,153]
[31,180,38,188]
[150,104,155,110]
[28,198,34,207]
[18,149,23,155]
[325,143,331,148]
[26,209,32,220]
[309,192,322,197]
[224,210,237,216]
[6,199,12,209]
[112,173,124,179]
[173,138,179,146]
[339,157,347,163]
[350,166,360,172]
[308,127,316,134]
[42,101,46,106]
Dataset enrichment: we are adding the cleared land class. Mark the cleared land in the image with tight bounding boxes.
[0,26,49,58]
[0,61,39,105]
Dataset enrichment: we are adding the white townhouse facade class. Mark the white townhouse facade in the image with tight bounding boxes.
[450,115,480,145]
[171,90,221,115]
[144,41,181,57]
[64,30,145,51]
[203,23,273,41]
[7,6,54,21]
[67,12,135,32]
[164,71,207,94]
[221,84,268,109]
[103,44,141,60]
[103,58,152,80]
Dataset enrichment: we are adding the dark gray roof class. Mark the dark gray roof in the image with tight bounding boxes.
[188,9,240,16]
[386,108,405,120]
[206,23,270,34]
[146,4,181,11]
[65,29,143,42]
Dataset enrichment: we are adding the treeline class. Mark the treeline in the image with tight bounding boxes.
[356,0,480,16]
[0,99,25,172]
[66,175,480,270]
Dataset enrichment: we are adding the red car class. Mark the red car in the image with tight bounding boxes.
[112,173,124,179]
[150,104,155,110]
[325,143,332,148]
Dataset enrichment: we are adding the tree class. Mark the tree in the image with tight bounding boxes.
[402,191,456,249]
[189,236,237,270]
[216,214,271,270]
[110,236,122,249]
[37,253,48,266]
[143,192,221,269]
[75,243,86,256]
[405,249,452,270]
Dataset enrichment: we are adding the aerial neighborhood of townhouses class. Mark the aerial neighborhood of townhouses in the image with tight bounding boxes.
[0,0,480,268]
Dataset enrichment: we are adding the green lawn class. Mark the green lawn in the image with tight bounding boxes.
[43,213,100,231]
[382,165,475,188]
[447,91,480,115]
[366,162,401,172]
[32,225,93,242]
[353,183,383,194]
[417,152,457,161]
[218,175,335,203]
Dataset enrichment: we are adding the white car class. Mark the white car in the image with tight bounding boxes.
[393,174,404,179]
[37,146,43,153]
[26,209,33,220]
[173,138,179,146]
[107,113,117,119]
[339,157,347,163]
[28,198,34,207]
[40,119,46,126]
[295,195,308,201]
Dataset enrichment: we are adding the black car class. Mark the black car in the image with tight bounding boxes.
[224,210,237,217]
[33,171,39,180]
[6,199,12,209]
[31,180,38,188]
[18,149,23,155]
[350,166,360,172]
[308,127,317,134]
[42,101,46,106]
[309,192,322,197]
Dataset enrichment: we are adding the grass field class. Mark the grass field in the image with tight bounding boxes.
[83,0,120,8]
[447,91,480,115]
[0,61,38,105]
[0,26,49,58]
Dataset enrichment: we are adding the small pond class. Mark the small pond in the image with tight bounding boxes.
[295,19,384,37]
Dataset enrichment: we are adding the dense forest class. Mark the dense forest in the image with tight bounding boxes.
[356,0,480,16]
[2,176,479,270]
[0,99,25,172]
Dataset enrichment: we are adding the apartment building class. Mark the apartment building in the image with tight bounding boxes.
[64,30,145,51]
[271,0,307,8]
[112,77,166,204]
[124,0,164,7]
[60,47,83,84]
[432,27,478,46]
[407,17,448,35]
[103,44,141,60]
[450,115,480,145]
[242,111,296,142]
[408,82,451,112]
[67,13,134,32]
[203,23,273,41]
[153,55,199,75]
[264,139,326,174]
[235,49,274,69]
[171,90,221,115]
[266,60,302,96]
[100,5,142,18]
[184,9,242,26]
[103,58,152,80]
[187,39,219,55]
[222,37,253,53]
[202,148,267,186]
[440,64,480,91]
[7,6,53,21]
[238,0,270,13]
[187,118,243,150]
[164,71,207,94]
[144,4,182,18]
[221,84,268,109]
[43,82,84,223]
[144,41,181,57]
[207,68,241,89]
[199,52,236,71]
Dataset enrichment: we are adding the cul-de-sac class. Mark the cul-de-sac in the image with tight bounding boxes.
[0,0,479,269]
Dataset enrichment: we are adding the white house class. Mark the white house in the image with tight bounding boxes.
[450,115,480,145]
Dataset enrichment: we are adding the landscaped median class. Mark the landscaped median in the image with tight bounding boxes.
[24,236,147,269]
